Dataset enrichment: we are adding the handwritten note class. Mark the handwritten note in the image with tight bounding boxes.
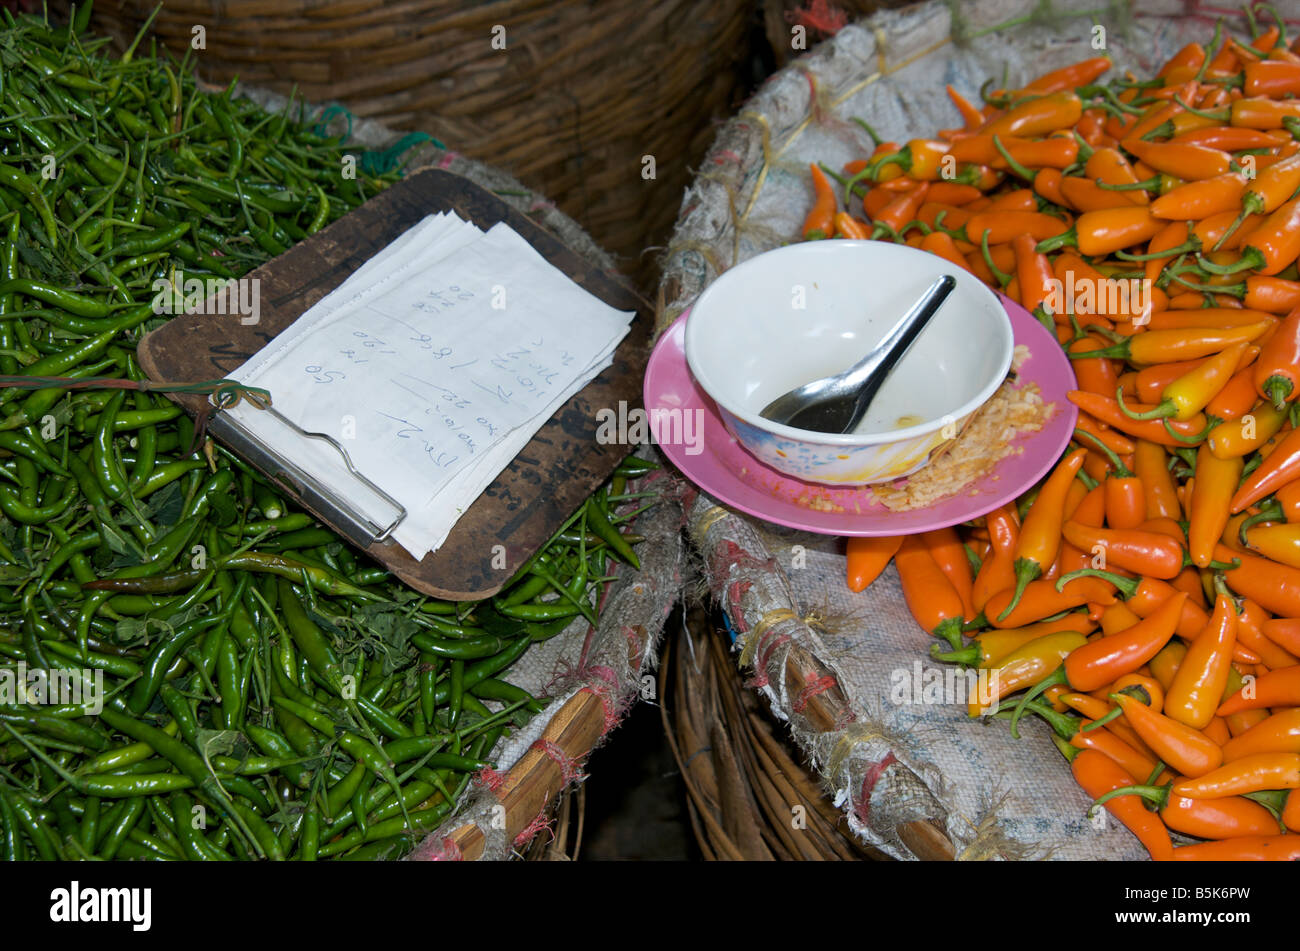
[225,213,633,558]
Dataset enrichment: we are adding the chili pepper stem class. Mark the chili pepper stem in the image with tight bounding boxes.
[1089,783,1168,817]
[996,559,1042,621]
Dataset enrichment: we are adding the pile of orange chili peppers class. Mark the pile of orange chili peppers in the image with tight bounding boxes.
[821,16,1300,860]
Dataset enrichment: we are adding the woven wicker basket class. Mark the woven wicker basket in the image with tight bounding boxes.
[662,606,888,861]
[89,0,754,287]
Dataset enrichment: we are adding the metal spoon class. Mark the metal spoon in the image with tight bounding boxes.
[759,274,957,435]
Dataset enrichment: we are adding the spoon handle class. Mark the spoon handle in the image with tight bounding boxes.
[842,274,957,427]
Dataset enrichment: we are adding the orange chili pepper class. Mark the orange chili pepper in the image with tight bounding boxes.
[972,502,1019,613]
[868,138,952,182]
[1244,59,1300,98]
[895,534,967,649]
[1285,790,1300,833]
[1252,304,1300,409]
[870,182,930,234]
[1061,522,1184,579]
[1216,544,1300,618]
[1069,748,1174,861]
[925,181,983,206]
[1203,715,1232,747]
[1012,232,1055,319]
[1218,665,1300,717]
[1165,591,1238,730]
[1091,782,1281,841]
[1065,206,1167,257]
[1144,308,1276,330]
[964,210,1071,246]
[1063,591,1189,692]
[1222,709,1300,760]
[802,164,837,240]
[1205,365,1259,421]
[1170,834,1300,861]
[946,83,984,130]
[1074,415,1134,458]
[922,527,976,622]
[980,91,1083,139]
[1261,617,1300,655]
[1230,429,1300,513]
[1173,124,1286,149]
[1022,56,1112,93]
[1235,598,1300,670]
[1066,392,1208,447]
[1101,601,1143,636]
[1080,321,1272,364]
[948,134,1078,172]
[832,211,871,240]
[1125,139,1233,181]
[1032,168,1067,206]
[1229,96,1300,129]
[1277,480,1300,521]
[1201,195,1300,276]
[1059,174,1142,213]
[984,576,1116,630]
[1085,147,1150,204]
[1133,440,1180,520]
[1112,691,1223,777]
[1207,400,1288,459]
[845,535,903,593]
[1149,171,1248,220]
[1114,672,1165,714]
[999,448,1087,620]
[1150,640,1188,691]
[1173,753,1300,798]
[1245,275,1300,314]
[1189,445,1244,567]
[918,230,975,273]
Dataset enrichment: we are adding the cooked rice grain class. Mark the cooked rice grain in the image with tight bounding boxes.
[869,377,1051,512]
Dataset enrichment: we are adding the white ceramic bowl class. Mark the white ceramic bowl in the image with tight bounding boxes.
[684,241,1014,486]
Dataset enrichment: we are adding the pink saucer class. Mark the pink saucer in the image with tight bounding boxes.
[644,294,1078,536]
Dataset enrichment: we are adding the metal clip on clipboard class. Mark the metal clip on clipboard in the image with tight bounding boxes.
[208,398,407,550]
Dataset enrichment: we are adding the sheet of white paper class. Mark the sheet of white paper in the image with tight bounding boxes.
[227,213,632,560]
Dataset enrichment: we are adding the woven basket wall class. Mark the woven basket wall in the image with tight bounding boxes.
[86,0,755,288]
[661,607,886,861]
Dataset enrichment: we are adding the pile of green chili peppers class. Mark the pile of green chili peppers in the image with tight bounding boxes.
[0,8,654,861]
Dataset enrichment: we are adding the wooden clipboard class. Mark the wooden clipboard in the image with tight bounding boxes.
[137,169,649,600]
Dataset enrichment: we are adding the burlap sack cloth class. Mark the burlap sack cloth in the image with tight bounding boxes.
[657,0,1247,860]
[231,87,685,860]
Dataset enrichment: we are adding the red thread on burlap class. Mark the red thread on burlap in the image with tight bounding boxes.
[513,809,554,849]
[624,625,645,670]
[409,835,462,862]
[580,669,624,736]
[436,151,460,169]
[473,768,506,794]
[727,579,752,631]
[792,674,837,713]
[745,630,792,688]
[785,0,849,36]
[713,150,743,164]
[532,738,585,784]
[855,751,898,824]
